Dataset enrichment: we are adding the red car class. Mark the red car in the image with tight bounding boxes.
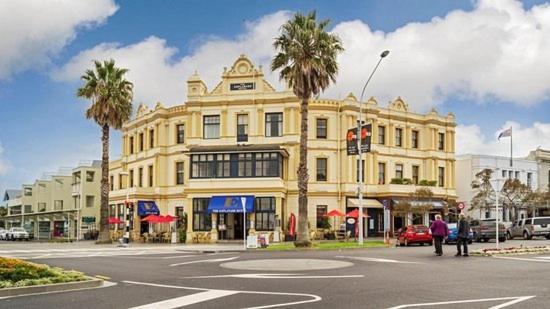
[396,225,433,246]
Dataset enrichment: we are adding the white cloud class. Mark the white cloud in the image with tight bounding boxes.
[330,0,550,110]
[0,0,117,79]
[456,121,550,157]
[55,0,550,111]
[53,11,291,106]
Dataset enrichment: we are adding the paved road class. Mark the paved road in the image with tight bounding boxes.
[1,238,550,308]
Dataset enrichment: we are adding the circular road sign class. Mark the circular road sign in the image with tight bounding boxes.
[457,202,465,210]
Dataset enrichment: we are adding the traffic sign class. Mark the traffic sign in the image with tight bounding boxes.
[457,202,465,210]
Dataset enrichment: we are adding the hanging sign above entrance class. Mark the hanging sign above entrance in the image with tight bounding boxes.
[230,82,255,91]
[346,124,372,155]
[208,195,255,213]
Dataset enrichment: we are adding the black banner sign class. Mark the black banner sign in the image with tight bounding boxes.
[230,82,255,91]
[346,124,372,155]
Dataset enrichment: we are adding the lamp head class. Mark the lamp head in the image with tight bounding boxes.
[380,50,390,58]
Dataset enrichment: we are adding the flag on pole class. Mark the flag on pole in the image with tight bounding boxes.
[498,127,512,140]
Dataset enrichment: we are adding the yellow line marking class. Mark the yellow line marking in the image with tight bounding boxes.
[95,275,111,280]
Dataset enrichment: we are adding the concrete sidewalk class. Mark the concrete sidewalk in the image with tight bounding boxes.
[0,240,245,253]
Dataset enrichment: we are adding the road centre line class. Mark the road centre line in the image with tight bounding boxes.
[123,280,321,309]
[161,255,198,259]
[494,256,550,263]
[181,273,364,279]
[169,256,239,267]
[336,256,423,264]
[387,296,536,309]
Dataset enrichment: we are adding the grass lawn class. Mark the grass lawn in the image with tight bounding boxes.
[262,240,387,251]
[0,257,89,289]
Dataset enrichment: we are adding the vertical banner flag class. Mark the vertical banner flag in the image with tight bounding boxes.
[346,124,372,155]
[497,127,513,166]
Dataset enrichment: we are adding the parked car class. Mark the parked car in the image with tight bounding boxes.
[6,227,29,241]
[0,228,7,240]
[445,223,473,244]
[470,220,506,242]
[396,225,433,246]
[507,217,550,240]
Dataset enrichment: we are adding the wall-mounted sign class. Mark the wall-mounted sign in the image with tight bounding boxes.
[230,82,255,91]
[346,124,372,155]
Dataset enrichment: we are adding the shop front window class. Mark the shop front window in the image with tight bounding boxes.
[193,198,211,231]
[255,197,275,231]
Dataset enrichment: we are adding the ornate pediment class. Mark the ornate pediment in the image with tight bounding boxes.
[388,97,409,112]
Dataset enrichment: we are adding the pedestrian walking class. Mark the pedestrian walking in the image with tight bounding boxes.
[456,213,470,257]
[430,214,448,256]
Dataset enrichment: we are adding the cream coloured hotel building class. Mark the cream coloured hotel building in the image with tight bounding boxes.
[109,55,457,243]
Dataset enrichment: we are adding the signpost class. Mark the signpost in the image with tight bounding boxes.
[241,197,247,251]
[457,202,465,212]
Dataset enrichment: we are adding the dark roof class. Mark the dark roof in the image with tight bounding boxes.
[3,189,22,201]
[186,144,289,156]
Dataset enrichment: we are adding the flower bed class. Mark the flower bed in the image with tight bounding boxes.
[0,257,89,288]
[471,245,550,257]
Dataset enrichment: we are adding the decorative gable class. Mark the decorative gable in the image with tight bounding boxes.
[388,97,409,112]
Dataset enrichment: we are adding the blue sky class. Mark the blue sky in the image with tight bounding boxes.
[1,0,549,193]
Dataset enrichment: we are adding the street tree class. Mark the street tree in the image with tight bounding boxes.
[500,178,534,221]
[77,60,133,243]
[470,169,495,218]
[271,11,343,247]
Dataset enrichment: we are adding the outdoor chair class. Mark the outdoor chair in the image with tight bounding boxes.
[162,233,171,243]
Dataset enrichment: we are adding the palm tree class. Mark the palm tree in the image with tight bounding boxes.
[271,11,343,247]
[77,60,133,243]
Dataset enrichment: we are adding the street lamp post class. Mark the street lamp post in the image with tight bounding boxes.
[120,171,130,246]
[357,50,390,245]
[490,171,504,250]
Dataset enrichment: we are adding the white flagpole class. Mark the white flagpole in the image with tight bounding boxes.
[510,127,513,167]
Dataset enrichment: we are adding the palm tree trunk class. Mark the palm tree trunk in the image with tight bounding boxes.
[295,98,311,247]
[98,124,111,243]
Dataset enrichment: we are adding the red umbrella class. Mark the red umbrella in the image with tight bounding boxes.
[162,215,178,222]
[289,213,296,237]
[141,215,161,223]
[108,217,123,224]
[325,210,345,217]
[346,209,370,218]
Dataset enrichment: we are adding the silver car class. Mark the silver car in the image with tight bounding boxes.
[0,228,7,240]
[508,217,550,240]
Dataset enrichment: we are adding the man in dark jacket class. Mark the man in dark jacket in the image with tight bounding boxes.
[430,214,448,256]
[456,213,470,257]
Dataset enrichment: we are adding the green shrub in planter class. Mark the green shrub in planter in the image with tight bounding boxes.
[390,178,404,184]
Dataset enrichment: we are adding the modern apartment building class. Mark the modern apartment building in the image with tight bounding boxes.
[1,161,102,239]
[109,55,457,243]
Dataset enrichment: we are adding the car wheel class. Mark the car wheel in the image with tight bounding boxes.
[524,231,532,240]
[507,232,513,240]
[499,237,506,243]
[468,240,473,244]
[419,242,424,246]
[545,234,550,240]
[483,238,490,242]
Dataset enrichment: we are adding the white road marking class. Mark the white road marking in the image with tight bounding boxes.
[387,296,536,309]
[494,256,550,263]
[181,273,364,279]
[169,256,239,267]
[534,256,550,260]
[336,255,422,264]
[161,255,197,259]
[0,280,118,300]
[123,280,322,309]
[129,289,239,309]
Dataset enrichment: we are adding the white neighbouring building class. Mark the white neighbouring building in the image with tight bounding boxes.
[526,148,550,191]
[456,154,538,221]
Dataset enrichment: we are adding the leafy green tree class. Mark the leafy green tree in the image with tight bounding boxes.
[470,169,495,218]
[500,178,534,221]
[77,60,133,243]
[271,11,343,247]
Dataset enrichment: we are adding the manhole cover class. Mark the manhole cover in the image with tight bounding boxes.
[220,259,353,271]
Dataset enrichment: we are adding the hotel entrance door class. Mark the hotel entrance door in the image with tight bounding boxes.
[217,213,245,240]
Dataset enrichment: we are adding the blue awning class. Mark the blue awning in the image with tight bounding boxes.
[137,200,160,216]
[208,196,254,213]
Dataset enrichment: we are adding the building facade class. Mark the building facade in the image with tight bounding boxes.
[526,148,550,191]
[109,55,457,243]
[456,154,538,221]
[1,161,102,239]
